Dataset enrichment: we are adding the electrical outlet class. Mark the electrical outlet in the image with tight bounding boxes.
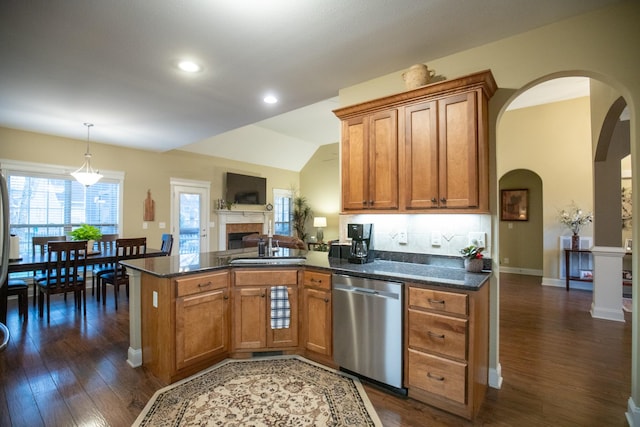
[503,257,510,265]
[398,230,408,244]
[468,232,486,248]
[431,232,442,246]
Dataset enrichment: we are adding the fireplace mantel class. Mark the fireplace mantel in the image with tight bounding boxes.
[215,210,272,250]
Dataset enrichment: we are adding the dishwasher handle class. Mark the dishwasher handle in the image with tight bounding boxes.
[333,283,400,300]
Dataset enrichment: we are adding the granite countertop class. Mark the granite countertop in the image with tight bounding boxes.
[121,248,490,291]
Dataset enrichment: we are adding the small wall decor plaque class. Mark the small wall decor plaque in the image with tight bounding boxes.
[144,189,155,221]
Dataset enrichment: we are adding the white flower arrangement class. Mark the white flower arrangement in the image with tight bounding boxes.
[558,202,593,235]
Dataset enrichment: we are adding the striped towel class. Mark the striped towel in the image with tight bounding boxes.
[270,286,291,329]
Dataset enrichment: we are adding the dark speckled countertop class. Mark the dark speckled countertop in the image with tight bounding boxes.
[121,248,490,291]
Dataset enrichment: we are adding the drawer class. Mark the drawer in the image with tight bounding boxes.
[234,269,298,286]
[408,348,467,404]
[303,270,331,290]
[408,310,467,360]
[176,271,229,297]
[409,287,468,316]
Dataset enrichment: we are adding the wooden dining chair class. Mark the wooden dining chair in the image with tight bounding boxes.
[92,234,119,299]
[31,235,67,307]
[100,237,146,310]
[7,279,29,321]
[36,240,87,323]
[160,233,173,256]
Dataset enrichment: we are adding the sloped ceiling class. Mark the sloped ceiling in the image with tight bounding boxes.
[0,1,621,171]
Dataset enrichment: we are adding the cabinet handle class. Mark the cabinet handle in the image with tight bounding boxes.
[428,331,445,340]
[311,278,322,283]
[431,197,437,203]
[369,200,374,206]
[427,298,445,305]
[427,372,445,382]
[362,200,367,205]
[261,293,266,298]
[440,197,447,204]
[198,281,212,288]
[324,298,329,303]
[223,295,229,300]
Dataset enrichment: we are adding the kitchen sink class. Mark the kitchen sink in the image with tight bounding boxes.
[229,257,306,266]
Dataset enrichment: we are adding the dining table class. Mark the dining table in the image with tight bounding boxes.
[0,247,166,324]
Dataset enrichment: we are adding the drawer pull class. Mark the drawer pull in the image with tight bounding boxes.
[427,372,445,382]
[198,281,212,288]
[427,331,445,340]
[428,298,445,305]
[311,278,323,283]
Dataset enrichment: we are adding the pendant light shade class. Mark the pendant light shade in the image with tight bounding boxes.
[71,123,103,186]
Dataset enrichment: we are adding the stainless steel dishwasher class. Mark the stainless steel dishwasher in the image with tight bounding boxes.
[332,273,405,392]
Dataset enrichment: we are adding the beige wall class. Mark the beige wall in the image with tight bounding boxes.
[499,97,594,280]
[300,143,340,242]
[0,127,299,251]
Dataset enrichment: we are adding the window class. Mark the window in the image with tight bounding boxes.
[2,160,124,256]
[273,188,293,236]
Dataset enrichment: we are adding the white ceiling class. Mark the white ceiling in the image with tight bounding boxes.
[0,1,621,171]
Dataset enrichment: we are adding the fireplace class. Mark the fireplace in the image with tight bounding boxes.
[215,210,270,251]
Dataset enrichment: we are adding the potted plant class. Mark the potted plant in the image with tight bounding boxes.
[460,245,484,272]
[70,224,103,253]
[292,196,313,242]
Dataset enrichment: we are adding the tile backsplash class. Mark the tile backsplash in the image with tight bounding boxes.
[338,213,492,258]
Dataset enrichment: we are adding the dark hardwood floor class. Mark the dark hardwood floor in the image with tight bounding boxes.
[0,273,632,426]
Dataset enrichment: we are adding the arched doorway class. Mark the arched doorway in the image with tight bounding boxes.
[495,73,633,419]
[498,169,543,276]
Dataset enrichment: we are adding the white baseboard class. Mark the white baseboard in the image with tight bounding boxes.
[541,277,593,291]
[127,347,143,367]
[628,397,640,426]
[499,266,543,276]
[489,363,503,389]
[590,302,625,322]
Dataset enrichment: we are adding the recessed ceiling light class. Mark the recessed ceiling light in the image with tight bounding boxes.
[177,60,202,73]
[263,95,278,104]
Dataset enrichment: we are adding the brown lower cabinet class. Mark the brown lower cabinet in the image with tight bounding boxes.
[140,265,489,420]
[141,270,230,384]
[405,284,489,420]
[231,268,299,353]
[301,269,333,365]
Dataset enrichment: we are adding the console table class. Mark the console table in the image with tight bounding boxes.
[564,249,593,291]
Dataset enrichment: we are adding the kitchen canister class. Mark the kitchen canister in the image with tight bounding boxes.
[402,64,435,90]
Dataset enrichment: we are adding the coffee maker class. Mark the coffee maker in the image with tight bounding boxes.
[347,223,374,264]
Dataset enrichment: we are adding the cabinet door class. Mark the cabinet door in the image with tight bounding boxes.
[232,287,267,350]
[341,116,369,210]
[175,287,228,370]
[369,109,399,210]
[303,287,332,356]
[438,92,479,208]
[404,101,439,209]
[267,285,298,348]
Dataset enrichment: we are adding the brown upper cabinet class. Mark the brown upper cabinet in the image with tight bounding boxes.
[334,70,496,214]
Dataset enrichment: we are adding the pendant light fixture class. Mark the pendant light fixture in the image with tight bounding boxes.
[71,122,103,186]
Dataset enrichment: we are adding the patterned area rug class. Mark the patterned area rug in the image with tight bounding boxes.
[134,356,382,426]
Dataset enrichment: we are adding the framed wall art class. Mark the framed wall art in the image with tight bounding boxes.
[501,189,529,221]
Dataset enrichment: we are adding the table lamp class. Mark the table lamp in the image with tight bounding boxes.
[313,217,327,243]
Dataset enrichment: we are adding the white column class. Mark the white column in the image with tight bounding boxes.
[590,246,626,322]
[127,269,143,367]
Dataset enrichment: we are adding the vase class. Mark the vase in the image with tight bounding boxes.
[401,64,436,90]
[464,258,484,273]
[571,233,580,250]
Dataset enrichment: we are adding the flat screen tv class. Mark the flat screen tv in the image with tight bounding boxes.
[226,172,267,205]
